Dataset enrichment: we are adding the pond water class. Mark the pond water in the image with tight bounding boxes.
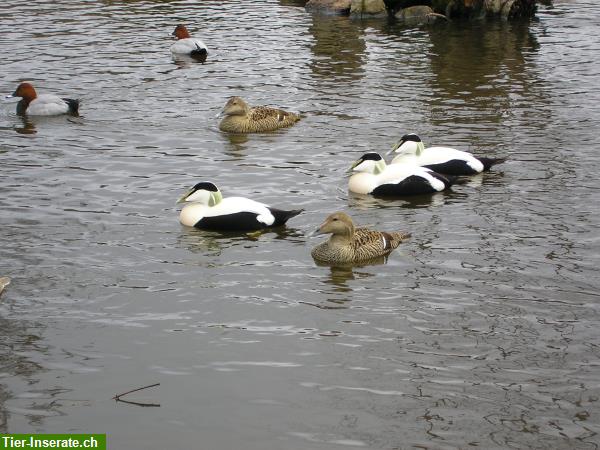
[1,0,599,448]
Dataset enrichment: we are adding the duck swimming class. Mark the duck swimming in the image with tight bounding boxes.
[170,24,208,60]
[8,82,79,116]
[311,212,411,264]
[348,152,455,196]
[218,96,301,133]
[389,133,505,175]
[177,182,302,231]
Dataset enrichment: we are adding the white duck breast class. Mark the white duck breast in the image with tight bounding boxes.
[170,38,208,55]
[26,94,72,116]
[180,197,278,230]
[392,146,484,174]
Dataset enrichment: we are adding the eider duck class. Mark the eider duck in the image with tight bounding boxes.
[170,24,208,61]
[177,182,302,231]
[9,82,79,116]
[0,277,10,297]
[348,152,455,196]
[218,96,301,133]
[390,133,505,175]
[311,212,411,264]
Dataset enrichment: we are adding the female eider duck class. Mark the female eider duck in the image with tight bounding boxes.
[177,182,302,231]
[9,82,79,116]
[311,212,411,264]
[218,96,301,133]
[389,133,506,175]
[170,24,208,60]
[348,152,455,196]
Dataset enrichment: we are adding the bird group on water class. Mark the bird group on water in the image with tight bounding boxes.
[6,24,506,269]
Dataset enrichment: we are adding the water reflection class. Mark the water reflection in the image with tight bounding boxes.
[308,15,366,81]
[347,190,453,210]
[13,117,37,135]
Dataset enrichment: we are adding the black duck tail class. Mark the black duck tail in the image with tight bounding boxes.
[271,208,303,226]
[430,171,458,188]
[478,157,506,171]
[63,98,80,116]
[191,44,208,60]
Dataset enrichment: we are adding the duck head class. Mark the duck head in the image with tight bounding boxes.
[172,24,191,40]
[389,133,425,157]
[314,212,355,237]
[8,82,37,102]
[221,96,250,117]
[349,152,386,175]
[177,181,223,206]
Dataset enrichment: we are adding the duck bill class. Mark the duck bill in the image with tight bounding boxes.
[308,226,325,237]
[346,160,361,175]
[176,189,194,204]
[386,141,402,155]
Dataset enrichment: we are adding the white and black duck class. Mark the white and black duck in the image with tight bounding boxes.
[177,182,302,231]
[170,24,208,61]
[389,133,505,175]
[348,152,455,196]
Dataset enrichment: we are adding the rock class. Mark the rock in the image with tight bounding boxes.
[350,0,388,16]
[395,5,448,24]
[305,0,352,15]
[431,0,537,18]
[0,277,10,297]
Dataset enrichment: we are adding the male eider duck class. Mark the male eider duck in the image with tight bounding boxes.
[389,133,506,175]
[170,24,208,61]
[218,96,301,133]
[348,152,455,196]
[9,82,79,116]
[0,277,10,297]
[311,212,411,264]
[177,182,302,231]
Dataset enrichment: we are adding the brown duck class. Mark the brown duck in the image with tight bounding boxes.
[311,212,411,264]
[218,96,300,133]
[0,277,10,297]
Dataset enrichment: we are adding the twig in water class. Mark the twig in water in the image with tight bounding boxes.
[113,383,160,407]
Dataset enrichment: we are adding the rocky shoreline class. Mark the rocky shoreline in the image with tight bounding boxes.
[301,0,547,20]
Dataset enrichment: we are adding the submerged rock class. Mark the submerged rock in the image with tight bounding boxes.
[305,0,352,15]
[350,0,388,16]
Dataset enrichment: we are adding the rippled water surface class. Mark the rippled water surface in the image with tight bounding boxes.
[1,1,600,448]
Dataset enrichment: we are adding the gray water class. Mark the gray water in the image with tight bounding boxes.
[1,1,599,448]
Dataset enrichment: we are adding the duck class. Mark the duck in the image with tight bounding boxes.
[8,82,79,116]
[0,277,10,297]
[389,133,506,175]
[176,181,303,231]
[218,96,301,133]
[311,212,411,264]
[170,24,208,60]
[348,152,455,196]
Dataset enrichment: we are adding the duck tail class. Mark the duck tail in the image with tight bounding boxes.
[386,231,411,249]
[479,157,506,171]
[271,208,303,226]
[191,43,208,59]
[430,171,460,188]
[63,98,80,116]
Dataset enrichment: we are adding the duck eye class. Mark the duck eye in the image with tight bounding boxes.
[332,218,338,221]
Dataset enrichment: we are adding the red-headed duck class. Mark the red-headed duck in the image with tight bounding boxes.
[170,24,208,61]
[9,82,79,116]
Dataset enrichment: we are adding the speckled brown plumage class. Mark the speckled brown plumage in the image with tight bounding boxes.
[311,212,410,264]
[219,96,300,133]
